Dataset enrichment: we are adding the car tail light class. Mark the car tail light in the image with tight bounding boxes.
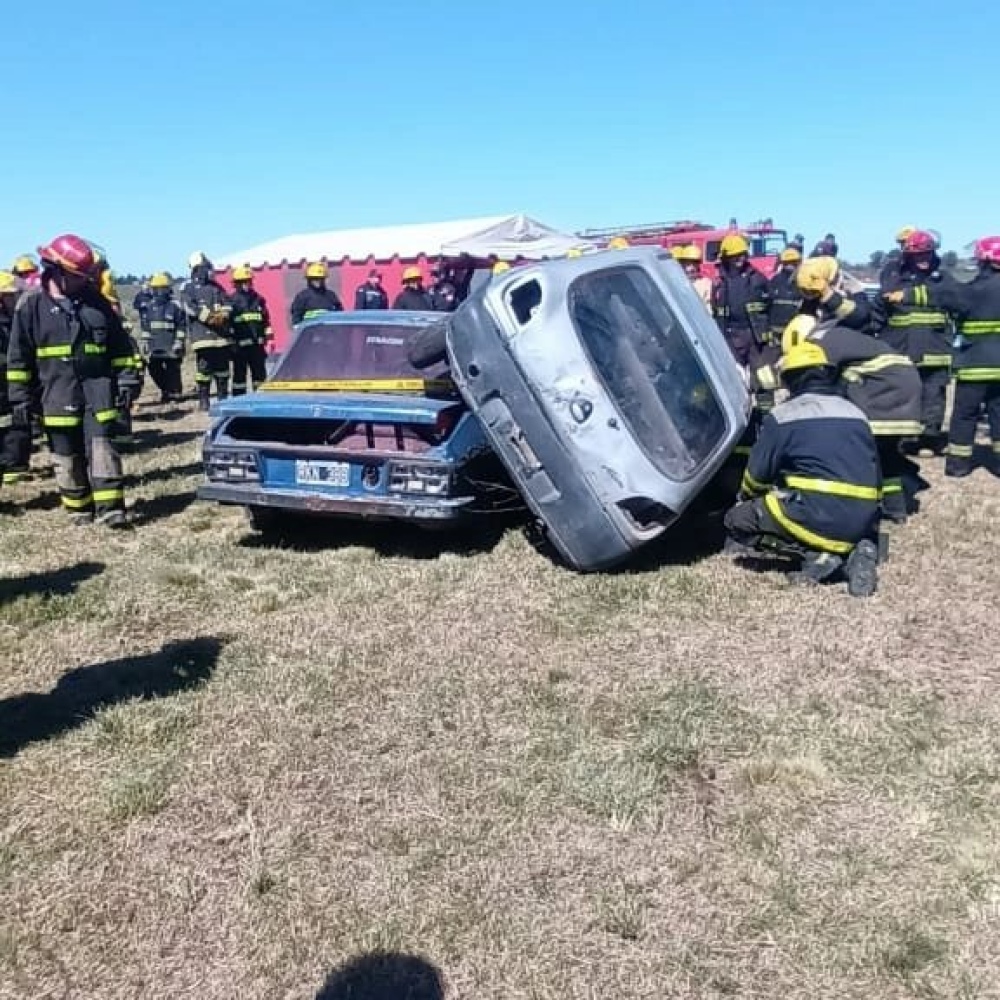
[387,462,452,496]
[205,448,260,482]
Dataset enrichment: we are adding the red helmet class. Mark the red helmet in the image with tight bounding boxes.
[974,236,1000,266]
[37,233,97,277]
[903,230,936,255]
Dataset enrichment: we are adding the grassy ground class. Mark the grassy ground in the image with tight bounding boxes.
[1,395,999,1000]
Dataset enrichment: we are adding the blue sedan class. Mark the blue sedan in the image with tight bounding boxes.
[198,311,510,531]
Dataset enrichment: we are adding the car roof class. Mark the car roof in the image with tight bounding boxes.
[299,309,441,328]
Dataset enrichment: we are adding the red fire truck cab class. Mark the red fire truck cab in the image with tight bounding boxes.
[579,219,789,279]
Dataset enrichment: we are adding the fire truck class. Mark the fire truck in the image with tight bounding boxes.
[578,219,789,278]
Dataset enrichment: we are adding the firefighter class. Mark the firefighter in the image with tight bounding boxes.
[354,269,389,310]
[880,226,917,290]
[796,257,871,331]
[768,248,803,339]
[608,236,630,249]
[1,271,33,487]
[11,255,41,292]
[229,266,271,396]
[290,262,343,324]
[393,267,435,310]
[874,230,952,455]
[711,233,771,369]
[428,266,459,312]
[886,236,1000,477]
[180,251,234,411]
[133,279,153,323]
[672,245,712,307]
[767,314,924,525]
[6,234,132,527]
[140,273,186,403]
[724,340,881,596]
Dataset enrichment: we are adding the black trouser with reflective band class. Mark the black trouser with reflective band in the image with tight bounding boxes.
[194,346,231,398]
[917,367,950,441]
[876,436,910,519]
[45,411,125,517]
[148,357,183,398]
[1,414,32,480]
[231,343,268,395]
[947,381,1000,468]
[724,498,850,570]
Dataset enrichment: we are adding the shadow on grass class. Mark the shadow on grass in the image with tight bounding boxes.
[239,512,511,560]
[131,490,198,525]
[124,428,202,452]
[132,403,192,424]
[0,561,105,606]
[131,461,204,487]
[315,953,443,1000]
[0,636,223,759]
[21,489,62,512]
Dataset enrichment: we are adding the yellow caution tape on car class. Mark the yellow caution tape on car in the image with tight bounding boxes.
[261,378,455,393]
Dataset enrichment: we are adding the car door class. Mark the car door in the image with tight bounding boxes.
[446,246,750,571]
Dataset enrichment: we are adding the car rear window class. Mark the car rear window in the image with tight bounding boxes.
[569,266,727,480]
[273,321,449,383]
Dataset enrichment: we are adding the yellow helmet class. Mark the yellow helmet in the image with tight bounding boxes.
[305,262,328,279]
[12,255,38,276]
[608,236,630,250]
[895,225,917,243]
[720,234,750,258]
[779,247,802,264]
[565,247,584,259]
[492,261,511,275]
[149,272,171,289]
[781,340,830,374]
[232,265,253,282]
[402,266,423,282]
[781,314,819,354]
[0,270,18,294]
[674,244,703,263]
[796,257,839,297]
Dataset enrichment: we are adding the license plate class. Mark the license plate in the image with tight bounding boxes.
[295,460,351,487]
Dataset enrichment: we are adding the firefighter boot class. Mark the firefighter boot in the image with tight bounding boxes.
[51,451,94,525]
[197,383,212,412]
[845,539,879,598]
[791,551,844,586]
[944,451,974,478]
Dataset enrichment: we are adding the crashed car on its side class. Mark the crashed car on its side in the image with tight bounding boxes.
[424,245,751,571]
[198,311,510,531]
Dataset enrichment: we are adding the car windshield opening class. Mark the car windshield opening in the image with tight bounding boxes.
[569,266,727,480]
[272,321,451,386]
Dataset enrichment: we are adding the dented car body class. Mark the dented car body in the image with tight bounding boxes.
[197,312,497,526]
[445,246,751,570]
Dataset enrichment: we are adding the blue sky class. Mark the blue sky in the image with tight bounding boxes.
[2,0,994,274]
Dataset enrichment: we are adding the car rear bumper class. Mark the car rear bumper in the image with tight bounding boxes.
[197,483,474,522]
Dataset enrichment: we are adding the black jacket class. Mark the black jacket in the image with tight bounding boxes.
[742,389,880,554]
[180,276,234,350]
[230,288,271,346]
[290,285,343,325]
[874,262,952,368]
[909,267,1000,383]
[767,268,800,339]
[354,283,388,311]
[140,291,187,357]
[7,287,137,428]
[712,265,770,340]
[800,290,872,331]
[0,303,14,413]
[393,287,435,311]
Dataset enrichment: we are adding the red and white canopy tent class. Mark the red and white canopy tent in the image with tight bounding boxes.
[214,214,590,351]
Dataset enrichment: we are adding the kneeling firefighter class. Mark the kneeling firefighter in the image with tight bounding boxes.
[181,252,234,411]
[725,340,881,597]
[761,315,924,524]
[6,235,133,526]
[140,273,186,402]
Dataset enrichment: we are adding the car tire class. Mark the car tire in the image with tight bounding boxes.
[247,506,287,535]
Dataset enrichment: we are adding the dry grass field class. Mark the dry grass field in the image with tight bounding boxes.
[1,394,999,1000]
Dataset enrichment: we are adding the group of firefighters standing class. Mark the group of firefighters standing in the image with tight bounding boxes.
[666,226,1000,596]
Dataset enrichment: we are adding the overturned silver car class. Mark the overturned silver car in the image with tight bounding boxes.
[437,246,751,571]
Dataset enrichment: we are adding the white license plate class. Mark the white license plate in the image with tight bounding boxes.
[295,460,351,487]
